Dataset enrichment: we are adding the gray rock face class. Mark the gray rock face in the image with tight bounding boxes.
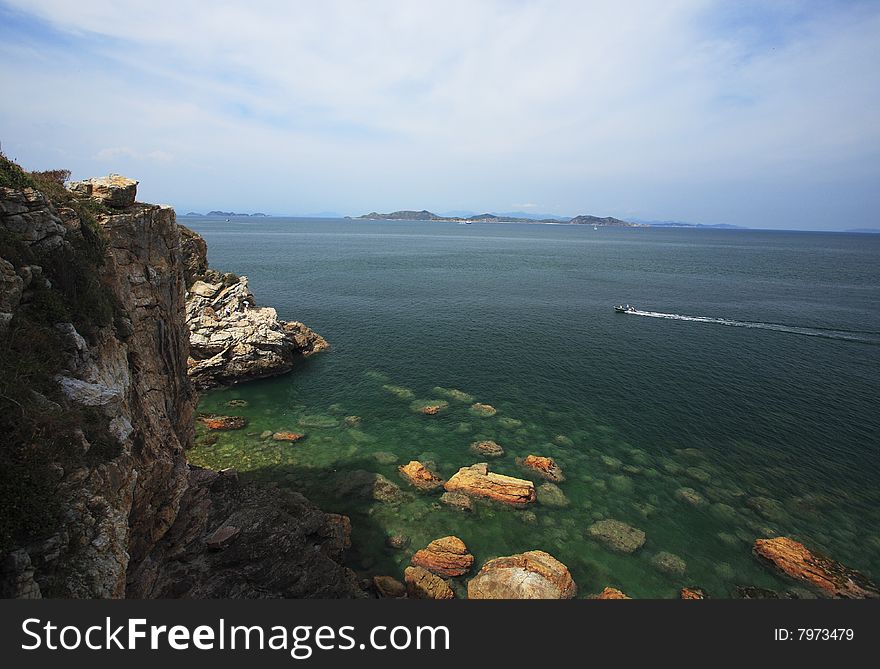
[179,224,329,389]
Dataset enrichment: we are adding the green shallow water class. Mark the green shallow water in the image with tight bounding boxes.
[186,218,880,598]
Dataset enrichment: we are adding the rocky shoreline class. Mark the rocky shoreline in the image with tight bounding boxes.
[2,164,877,600]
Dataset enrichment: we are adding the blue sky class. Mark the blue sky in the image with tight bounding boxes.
[1,0,878,229]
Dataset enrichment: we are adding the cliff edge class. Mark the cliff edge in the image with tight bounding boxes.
[0,158,360,598]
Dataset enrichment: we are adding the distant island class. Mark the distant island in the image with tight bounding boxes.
[182,211,268,217]
[352,210,645,226]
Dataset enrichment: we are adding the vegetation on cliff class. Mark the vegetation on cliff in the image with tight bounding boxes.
[0,155,121,557]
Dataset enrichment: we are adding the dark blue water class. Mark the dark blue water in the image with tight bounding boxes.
[186,217,880,598]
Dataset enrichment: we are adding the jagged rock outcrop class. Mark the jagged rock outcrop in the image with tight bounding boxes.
[178,224,329,389]
[127,467,363,598]
[753,537,879,599]
[0,168,360,599]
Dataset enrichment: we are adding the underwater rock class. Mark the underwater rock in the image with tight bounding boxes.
[536,482,570,507]
[372,575,406,598]
[325,514,352,550]
[587,519,646,554]
[432,387,474,403]
[553,435,574,447]
[675,487,706,507]
[297,414,339,428]
[600,455,622,470]
[444,463,536,506]
[680,587,708,599]
[332,470,405,504]
[589,587,630,600]
[650,551,687,575]
[272,431,304,442]
[745,496,786,521]
[498,417,522,429]
[519,510,538,524]
[440,491,474,512]
[404,566,454,599]
[469,403,497,417]
[382,384,414,400]
[518,455,565,482]
[398,460,445,491]
[469,440,505,458]
[385,534,410,550]
[372,451,399,465]
[259,430,273,439]
[225,399,249,407]
[735,586,796,599]
[685,466,711,483]
[344,415,361,427]
[411,536,474,577]
[608,474,634,494]
[467,550,576,599]
[199,415,248,430]
[753,537,879,598]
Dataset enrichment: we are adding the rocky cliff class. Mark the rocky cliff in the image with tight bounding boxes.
[178,225,329,390]
[0,158,360,599]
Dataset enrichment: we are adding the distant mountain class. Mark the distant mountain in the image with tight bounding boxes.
[357,209,643,226]
[196,211,269,217]
[846,228,880,233]
[182,212,203,217]
[631,218,745,229]
[569,215,644,227]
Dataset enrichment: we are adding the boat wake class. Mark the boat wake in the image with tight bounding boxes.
[623,309,880,344]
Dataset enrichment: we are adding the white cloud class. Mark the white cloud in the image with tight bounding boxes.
[1,0,878,227]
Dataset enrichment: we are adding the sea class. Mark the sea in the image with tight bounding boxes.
[183,216,880,598]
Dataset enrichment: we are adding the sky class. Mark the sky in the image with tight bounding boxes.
[1,1,878,229]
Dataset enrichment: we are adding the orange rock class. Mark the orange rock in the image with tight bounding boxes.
[468,550,576,599]
[444,463,535,506]
[519,455,564,482]
[680,587,707,600]
[411,536,474,577]
[272,431,305,442]
[590,587,631,600]
[199,415,247,430]
[753,537,879,598]
[398,460,445,491]
[469,440,504,457]
[404,566,454,600]
[421,404,443,415]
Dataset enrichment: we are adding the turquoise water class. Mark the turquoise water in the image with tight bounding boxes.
[185,217,880,598]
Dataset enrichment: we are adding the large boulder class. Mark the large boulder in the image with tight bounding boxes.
[398,460,444,491]
[70,174,138,209]
[753,537,879,598]
[589,587,630,600]
[411,536,474,577]
[467,550,576,599]
[444,463,536,506]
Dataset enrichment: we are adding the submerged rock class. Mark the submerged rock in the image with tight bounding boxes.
[385,534,410,550]
[589,587,630,600]
[650,551,687,575]
[272,431,304,442]
[675,487,706,507]
[432,387,474,403]
[444,463,536,506]
[536,482,570,507]
[469,403,497,417]
[404,566,454,599]
[498,417,522,429]
[552,435,574,447]
[344,415,362,427]
[225,399,249,407]
[587,519,646,554]
[469,440,505,458]
[372,451,399,465]
[382,384,414,400]
[753,537,879,598]
[468,550,576,599]
[332,470,405,504]
[398,460,445,491]
[411,536,474,577]
[199,415,247,430]
[372,575,406,599]
[518,455,565,482]
[746,496,786,521]
[440,491,474,512]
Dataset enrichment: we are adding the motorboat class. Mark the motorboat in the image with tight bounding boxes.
[614,304,636,313]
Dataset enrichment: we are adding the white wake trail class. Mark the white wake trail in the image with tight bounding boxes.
[624,310,880,344]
